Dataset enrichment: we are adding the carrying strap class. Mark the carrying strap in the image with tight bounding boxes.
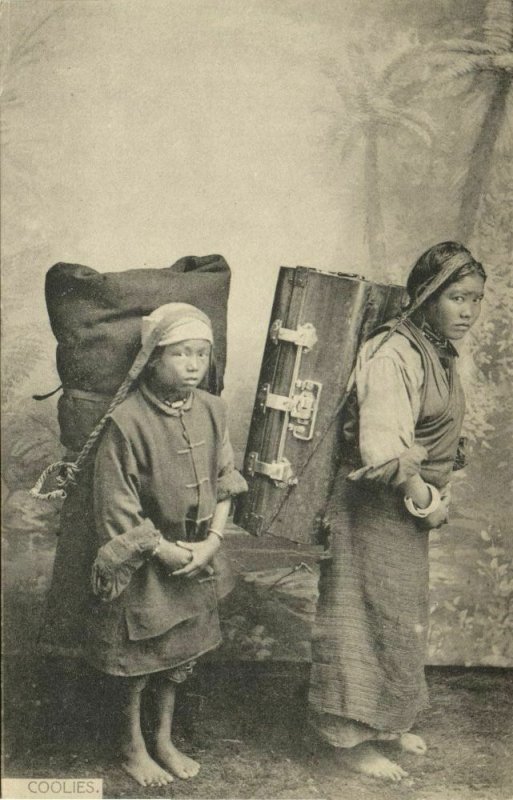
[65,388,113,403]
[33,385,62,401]
[30,326,165,501]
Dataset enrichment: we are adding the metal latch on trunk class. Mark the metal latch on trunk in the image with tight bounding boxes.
[246,319,322,488]
[258,380,322,441]
[246,452,298,487]
[269,320,318,350]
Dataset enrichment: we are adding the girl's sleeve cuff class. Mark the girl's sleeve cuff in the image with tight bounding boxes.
[91,520,161,601]
[217,469,249,502]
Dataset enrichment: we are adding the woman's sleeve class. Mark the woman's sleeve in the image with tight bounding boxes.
[216,427,248,502]
[348,344,428,487]
[91,421,161,601]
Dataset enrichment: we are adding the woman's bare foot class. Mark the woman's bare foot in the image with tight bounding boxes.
[399,732,427,754]
[341,742,408,782]
[122,743,174,787]
[155,740,200,779]
[375,731,399,742]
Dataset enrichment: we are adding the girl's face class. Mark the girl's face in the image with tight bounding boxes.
[423,273,485,340]
[151,339,211,392]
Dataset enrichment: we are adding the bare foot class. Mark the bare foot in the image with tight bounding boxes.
[399,732,427,754]
[122,744,174,787]
[375,731,399,742]
[155,740,200,779]
[341,742,408,782]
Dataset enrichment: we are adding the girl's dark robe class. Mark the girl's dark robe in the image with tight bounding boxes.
[308,320,465,743]
[40,385,246,677]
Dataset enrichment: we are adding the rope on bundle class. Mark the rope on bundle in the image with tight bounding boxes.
[30,326,165,501]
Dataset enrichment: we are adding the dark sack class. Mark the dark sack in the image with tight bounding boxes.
[45,254,230,451]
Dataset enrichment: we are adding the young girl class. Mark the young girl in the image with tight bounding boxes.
[308,242,486,781]
[75,302,246,787]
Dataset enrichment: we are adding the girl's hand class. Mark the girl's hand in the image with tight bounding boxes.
[171,534,221,579]
[155,540,193,571]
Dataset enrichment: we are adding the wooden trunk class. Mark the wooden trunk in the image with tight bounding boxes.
[234,266,405,545]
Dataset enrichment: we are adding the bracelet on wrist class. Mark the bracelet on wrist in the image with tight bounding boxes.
[208,528,224,541]
[404,483,441,518]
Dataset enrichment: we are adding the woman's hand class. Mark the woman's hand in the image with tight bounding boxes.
[403,477,452,530]
[402,475,431,509]
[440,484,451,504]
[419,492,451,530]
[171,534,222,579]
[155,540,193,571]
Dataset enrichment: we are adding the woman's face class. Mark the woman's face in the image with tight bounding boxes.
[423,273,485,340]
[151,339,211,391]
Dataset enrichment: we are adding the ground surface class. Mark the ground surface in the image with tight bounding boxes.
[3,661,512,800]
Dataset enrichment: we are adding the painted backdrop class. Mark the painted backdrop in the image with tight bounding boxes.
[2,0,512,666]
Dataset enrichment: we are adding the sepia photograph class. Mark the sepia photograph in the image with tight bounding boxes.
[1,1,512,799]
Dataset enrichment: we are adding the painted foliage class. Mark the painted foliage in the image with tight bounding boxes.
[1,0,512,666]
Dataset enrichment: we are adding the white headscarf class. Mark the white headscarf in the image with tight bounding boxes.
[141,302,213,347]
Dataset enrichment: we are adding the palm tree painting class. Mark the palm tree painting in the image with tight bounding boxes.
[326,38,434,275]
[1,5,60,155]
[1,6,65,536]
[1,0,511,672]
[426,0,513,240]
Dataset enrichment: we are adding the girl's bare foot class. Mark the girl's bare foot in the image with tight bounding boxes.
[155,740,200,779]
[122,744,174,787]
[399,732,427,754]
[341,742,408,782]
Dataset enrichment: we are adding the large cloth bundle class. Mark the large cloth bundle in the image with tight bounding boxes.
[44,254,230,450]
[38,255,231,655]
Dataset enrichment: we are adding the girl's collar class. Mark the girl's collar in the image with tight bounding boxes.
[139,380,194,415]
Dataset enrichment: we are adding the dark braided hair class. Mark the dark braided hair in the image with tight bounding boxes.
[406,241,486,309]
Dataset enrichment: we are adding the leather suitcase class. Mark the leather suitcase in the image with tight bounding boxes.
[234,266,405,546]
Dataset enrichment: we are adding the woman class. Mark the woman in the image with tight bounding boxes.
[308,242,486,781]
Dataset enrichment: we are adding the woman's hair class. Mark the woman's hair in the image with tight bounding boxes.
[406,241,486,307]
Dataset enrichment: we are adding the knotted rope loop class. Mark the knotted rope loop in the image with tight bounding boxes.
[30,325,166,502]
[29,460,76,501]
